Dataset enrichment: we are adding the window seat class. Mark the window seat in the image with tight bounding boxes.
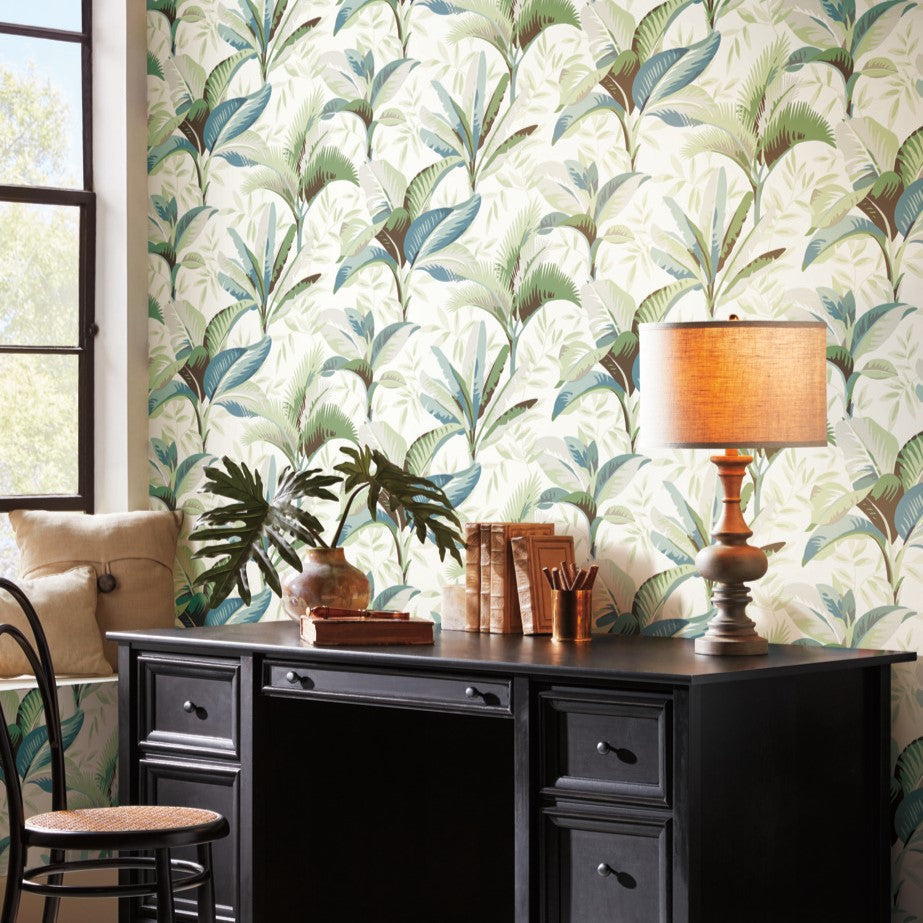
[0,673,117,691]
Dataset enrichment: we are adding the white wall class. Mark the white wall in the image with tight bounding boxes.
[92,0,149,512]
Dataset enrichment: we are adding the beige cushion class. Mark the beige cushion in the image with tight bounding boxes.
[0,567,111,677]
[9,510,183,670]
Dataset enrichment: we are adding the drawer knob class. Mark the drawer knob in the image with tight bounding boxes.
[597,863,636,888]
[465,686,479,699]
[596,740,637,764]
[182,700,207,720]
[284,670,314,690]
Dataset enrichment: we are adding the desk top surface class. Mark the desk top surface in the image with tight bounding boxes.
[110,621,915,686]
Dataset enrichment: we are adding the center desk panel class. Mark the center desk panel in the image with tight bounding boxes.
[256,693,515,921]
[113,624,913,923]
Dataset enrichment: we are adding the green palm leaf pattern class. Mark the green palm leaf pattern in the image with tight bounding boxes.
[144,0,923,899]
[787,0,914,115]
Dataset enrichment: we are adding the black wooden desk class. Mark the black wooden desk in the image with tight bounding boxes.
[112,622,913,923]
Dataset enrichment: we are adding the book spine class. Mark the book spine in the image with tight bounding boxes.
[504,524,555,632]
[464,523,480,632]
[510,536,535,635]
[479,524,492,632]
[489,524,510,633]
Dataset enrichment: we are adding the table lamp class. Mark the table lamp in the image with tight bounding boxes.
[638,320,827,655]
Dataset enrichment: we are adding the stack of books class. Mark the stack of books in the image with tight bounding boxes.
[463,522,555,634]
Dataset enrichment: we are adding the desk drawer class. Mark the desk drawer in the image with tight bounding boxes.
[544,806,671,923]
[139,654,240,758]
[140,757,240,921]
[263,661,511,715]
[542,689,671,806]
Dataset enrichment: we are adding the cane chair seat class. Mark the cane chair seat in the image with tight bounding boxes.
[25,805,227,849]
[27,805,223,835]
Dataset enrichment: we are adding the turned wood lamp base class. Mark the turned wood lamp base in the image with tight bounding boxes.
[694,583,769,655]
[694,449,769,656]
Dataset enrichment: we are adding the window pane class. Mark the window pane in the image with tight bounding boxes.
[0,35,83,187]
[0,202,79,346]
[0,354,79,495]
[0,3,82,32]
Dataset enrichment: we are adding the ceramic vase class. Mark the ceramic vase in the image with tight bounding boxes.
[281,547,370,620]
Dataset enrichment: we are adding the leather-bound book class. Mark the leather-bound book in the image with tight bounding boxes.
[510,534,574,635]
[300,616,434,645]
[489,523,554,633]
[479,524,492,632]
[464,522,481,632]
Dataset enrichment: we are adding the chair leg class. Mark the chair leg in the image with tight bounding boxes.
[40,847,64,923]
[154,848,175,923]
[196,843,217,923]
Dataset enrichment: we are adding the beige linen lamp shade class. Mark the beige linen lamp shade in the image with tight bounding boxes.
[638,321,828,450]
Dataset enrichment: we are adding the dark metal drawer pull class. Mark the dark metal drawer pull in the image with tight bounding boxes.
[596,741,638,764]
[182,701,208,720]
[464,685,501,706]
[284,670,314,690]
[597,864,637,889]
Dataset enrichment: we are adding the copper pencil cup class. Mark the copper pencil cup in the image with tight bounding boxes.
[551,589,592,642]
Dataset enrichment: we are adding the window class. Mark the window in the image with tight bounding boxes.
[0,0,95,513]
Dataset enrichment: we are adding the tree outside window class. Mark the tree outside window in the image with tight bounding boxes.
[0,3,95,573]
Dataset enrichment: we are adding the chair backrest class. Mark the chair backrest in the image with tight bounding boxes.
[0,578,68,851]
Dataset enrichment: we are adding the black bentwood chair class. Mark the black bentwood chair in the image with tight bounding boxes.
[0,578,229,923]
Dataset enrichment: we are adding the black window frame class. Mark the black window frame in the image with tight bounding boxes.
[0,1,96,512]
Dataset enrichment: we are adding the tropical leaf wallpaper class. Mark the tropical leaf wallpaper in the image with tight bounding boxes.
[146,0,923,911]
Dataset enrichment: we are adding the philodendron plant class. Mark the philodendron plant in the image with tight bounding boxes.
[190,445,463,607]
